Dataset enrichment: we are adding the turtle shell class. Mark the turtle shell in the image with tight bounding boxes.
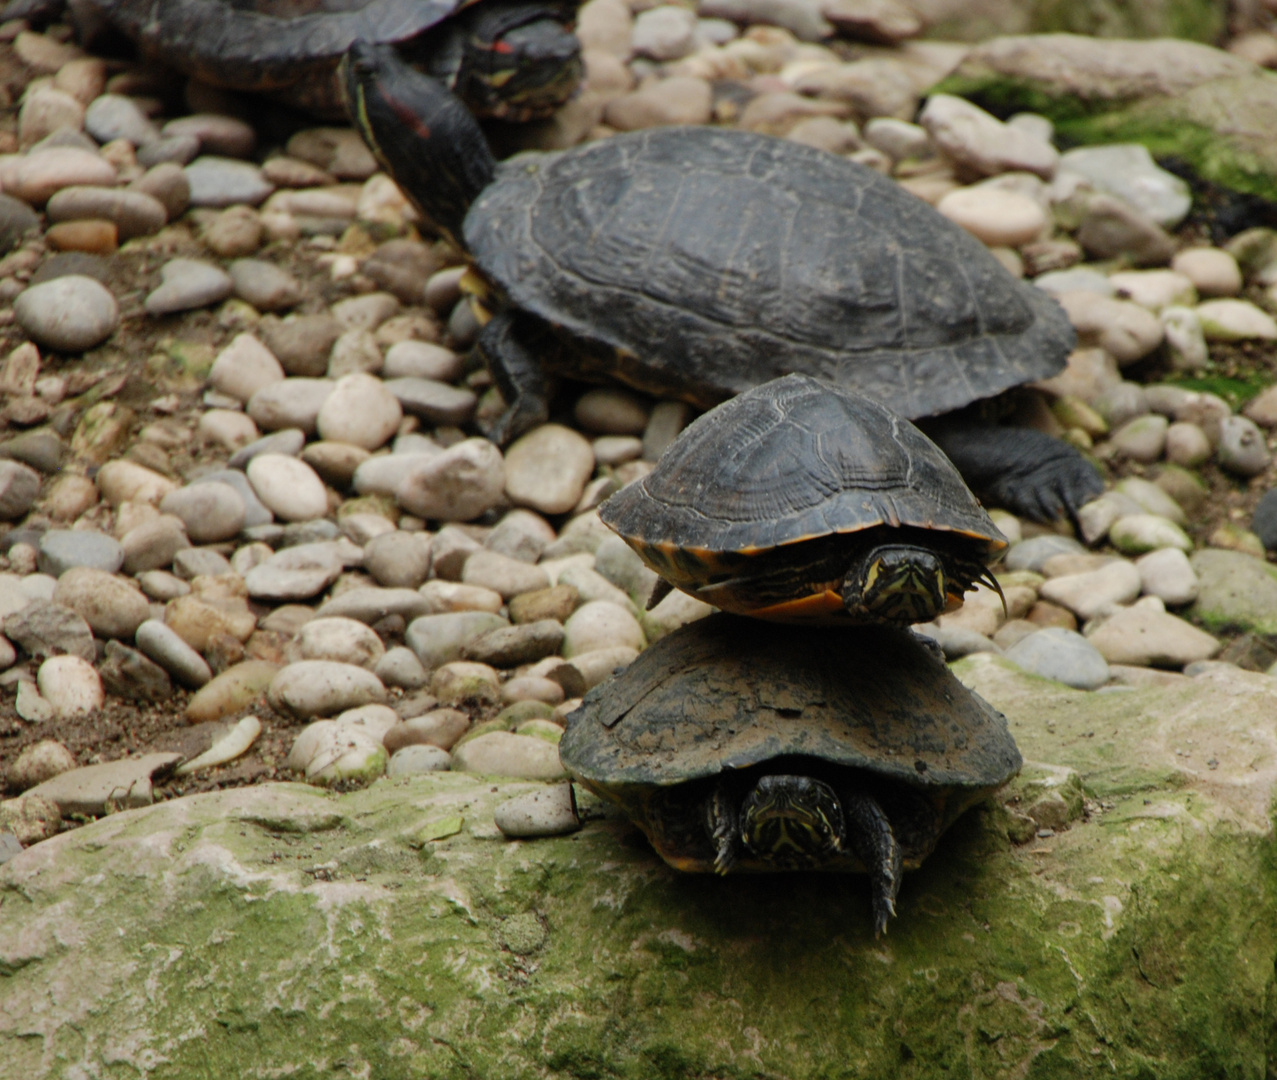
[467,125,1075,421]
[20,0,482,115]
[560,614,1021,873]
[599,374,1006,603]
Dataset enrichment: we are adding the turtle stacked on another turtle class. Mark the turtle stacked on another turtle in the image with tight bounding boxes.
[559,377,1022,935]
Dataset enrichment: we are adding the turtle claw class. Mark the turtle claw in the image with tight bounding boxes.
[843,791,903,938]
[646,578,674,611]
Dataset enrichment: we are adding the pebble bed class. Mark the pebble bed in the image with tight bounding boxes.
[4,1,1277,846]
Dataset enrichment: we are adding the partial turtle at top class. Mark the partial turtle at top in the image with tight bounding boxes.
[600,374,1007,625]
[559,614,1023,935]
[342,44,1104,524]
[2,0,582,119]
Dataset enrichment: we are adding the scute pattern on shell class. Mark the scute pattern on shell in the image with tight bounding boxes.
[469,126,1075,420]
[600,374,1006,555]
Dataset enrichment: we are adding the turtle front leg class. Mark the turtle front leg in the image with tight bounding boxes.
[476,309,555,445]
[704,780,741,874]
[924,423,1104,525]
[843,791,904,937]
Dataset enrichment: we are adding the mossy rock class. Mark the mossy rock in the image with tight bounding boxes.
[4,659,1277,1077]
[935,34,1277,200]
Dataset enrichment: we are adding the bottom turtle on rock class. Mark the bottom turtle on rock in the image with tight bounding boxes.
[559,614,1022,935]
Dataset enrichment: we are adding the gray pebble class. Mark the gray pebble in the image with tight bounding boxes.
[0,429,65,474]
[135,618,214,689]
[184,156,274,207]
[84,94,159,146]
[364,530,433,588]
[15,275,118,352]
[99,640,172,701]
[191,468,273,528]
[228,427,307,469]
[37,529,124,576]
[46,186,167,239]
[163,114,256,158]
[0,193,40,253]
[1218,415,1272,477]
[316,586,432,624]
[4,600,95,661]
[1003,535,1086,573]
[462,619,566,668]
[375,646,429,689]
[136,134,200,167]
[229,258,303,311]
[172,546,234,579]
[0,462,41,521]
[258,313,343,377]
[248,378,335,435]
[160,482,246,543]
[387,744,452,776]
[406,611,509,669]
[1004,627,1110,690]
[383,376,477,425]
[145,258,233,316]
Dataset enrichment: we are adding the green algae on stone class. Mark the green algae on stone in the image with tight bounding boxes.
[5,664,1277,1078]
[1190,547,1277,634]
[934,34,1277,200]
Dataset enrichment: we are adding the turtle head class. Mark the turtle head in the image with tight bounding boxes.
[341,41,496,247]
[739,775,846,867]
[842,545,950,624]
[446,2,584,121]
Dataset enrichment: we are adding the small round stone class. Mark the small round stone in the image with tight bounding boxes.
[383,340,463,381]
[36,528,124,575]
[383,708,471,752]
[374,646,428,689]
[1087,606,1220,669]
[145,258,233,316]
[387,744,452,776]
[135,618,213,689]
[316,373,403,450]
[1170,247,1242,297]
[1004,627,1110,690]
[246,454,329,522]
[1136,547,1199,606]
[298,616,386,669]
[461,550,551,599]
[51,566,150,639]
[574,388,650,435]
[84,93,159,146]
[37,654,104,718]
[936,186,1047,247]
[431,660,501,706]
[1038,559,1142,620]
[247,379,335,434]
[396,438,505,522]
[364,530,433,589]
[269,660,388,719]
[1108,414,1167,463]
[228,258,302,311]
[163,114,256,158]
[184,156,274,207]
[562,600,644,657]
[1217,415,1272,477]
[504,424,595,515]
[46,186,167,240]
[452,731,567,780]
[14,275,118,352]
[160,482,246,543]
[494,784,581,837]
[1164,422,1211,467]
[9,739,77,791]
[6,147,116,206]
[1108,514,1193,556]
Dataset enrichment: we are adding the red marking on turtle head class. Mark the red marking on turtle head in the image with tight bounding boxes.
[389,98,432,142]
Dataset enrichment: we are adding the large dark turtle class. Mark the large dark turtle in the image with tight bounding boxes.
[2,0,582,119]
[559,614,1022,935]
[342,44,1104,523]
[601,374,1007,625]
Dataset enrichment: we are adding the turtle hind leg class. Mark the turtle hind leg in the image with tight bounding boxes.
[476,309,557,446]
[843,791,904,937]
[924,424,1104,525]
[703,781,741,874]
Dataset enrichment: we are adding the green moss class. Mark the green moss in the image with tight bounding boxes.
[1030,0,1224,42]
[1164,373,1269,407]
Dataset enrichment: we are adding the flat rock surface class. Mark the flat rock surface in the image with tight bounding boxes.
[4,661,1277,1077]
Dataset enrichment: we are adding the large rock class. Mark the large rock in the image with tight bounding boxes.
[938,34,1277,199]
[3,659,1277,1076]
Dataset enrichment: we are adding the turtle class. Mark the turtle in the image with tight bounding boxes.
[341,44,1105,524]
[1,0,582,119]
[559,613,1023,935]
[599,373,1008,625]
